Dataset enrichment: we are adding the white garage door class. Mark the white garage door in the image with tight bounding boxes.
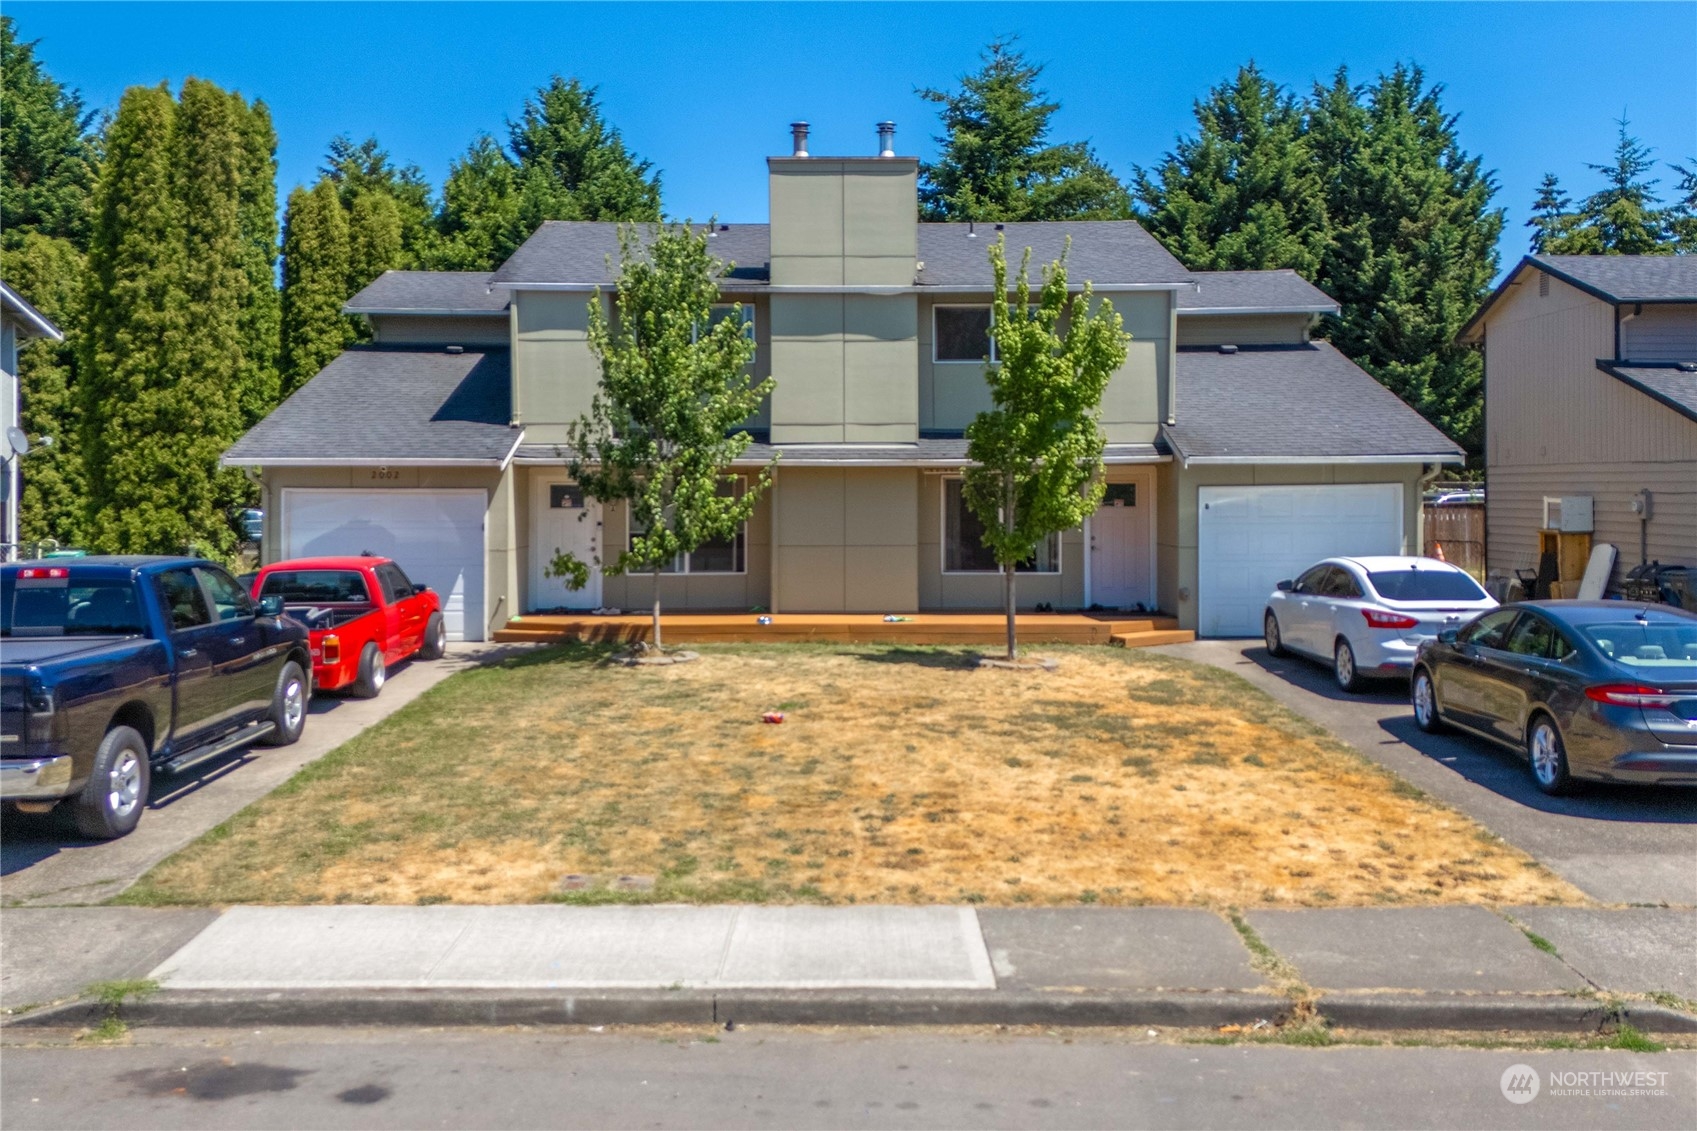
[1197,483,1404,637]
[280,489,487,642]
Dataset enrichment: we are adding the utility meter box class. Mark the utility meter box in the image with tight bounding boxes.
[1542,495,1594,533]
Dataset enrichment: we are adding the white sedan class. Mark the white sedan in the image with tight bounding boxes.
[1263,556,1498,692]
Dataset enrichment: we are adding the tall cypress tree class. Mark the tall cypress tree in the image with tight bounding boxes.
[1133,64,1326,274]
[347,188,403,297]
[321,134,435,264]
[918,37,1130,222]
[279,179,351,397]
[234,94,281,428]
[1307,64,1501,454]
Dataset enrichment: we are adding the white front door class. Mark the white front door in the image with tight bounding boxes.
[1089,481,1152,610]
[530,480,602,611]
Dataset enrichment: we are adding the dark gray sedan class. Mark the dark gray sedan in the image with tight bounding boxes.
[1411,602,1697,794]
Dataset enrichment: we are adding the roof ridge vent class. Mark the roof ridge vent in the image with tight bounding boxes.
[1218,344,1238,354]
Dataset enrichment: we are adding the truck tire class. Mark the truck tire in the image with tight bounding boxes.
[418,613,447,660]
[72,726,151,840]
[351,642,385,699]
[259,660,308,747]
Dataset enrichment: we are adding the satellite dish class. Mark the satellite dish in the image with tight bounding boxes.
[4,427,28,459]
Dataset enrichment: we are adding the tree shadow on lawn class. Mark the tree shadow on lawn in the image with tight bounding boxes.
[851,646,990,670]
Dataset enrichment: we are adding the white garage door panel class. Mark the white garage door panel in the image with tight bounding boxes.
[281,489,487,642]
[1198,483,1403,638]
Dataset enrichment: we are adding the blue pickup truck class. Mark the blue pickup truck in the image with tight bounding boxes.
[1,557,312,838]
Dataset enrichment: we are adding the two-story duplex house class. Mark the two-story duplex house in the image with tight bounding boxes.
[226,127,1461,640]
[1459,255,1697,589]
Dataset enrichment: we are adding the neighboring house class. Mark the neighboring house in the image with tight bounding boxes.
[1,280,66,561]
[226,126,1460,640]
[1459,255,1697,586]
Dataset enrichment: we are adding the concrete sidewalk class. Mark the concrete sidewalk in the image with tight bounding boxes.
[4,904,1694,1034]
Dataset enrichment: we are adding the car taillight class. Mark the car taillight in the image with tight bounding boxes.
[1362,608,1420,630]
[16,567,69,579]
[321,634,340,665]
[1585,684,1682,709]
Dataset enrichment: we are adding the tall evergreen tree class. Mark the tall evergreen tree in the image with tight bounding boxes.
[234,94,281,428]
[1576,118,1670,255]
[918,37,1130,222]
[0,16,97,250]
[433,78,661,270]
[1667,161,1697,252]
[1133,64,1326,274]
[320,134,435,262]
[1306,64,1501,454]
[347,189,404,297]
[1526,173,1599,254]
[279,179,352,397]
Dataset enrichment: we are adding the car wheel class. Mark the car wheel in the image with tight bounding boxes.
[1412,667,1446,733]
[1527,714,1573,795]
[259,660,308,747]
[1264,612,1287,657]
[72,726,151,840]
[351,643,385,699]
[1334,638,1365,693]
[418,613,447,661]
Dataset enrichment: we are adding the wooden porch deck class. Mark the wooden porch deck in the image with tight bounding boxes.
[493,611,1194,648]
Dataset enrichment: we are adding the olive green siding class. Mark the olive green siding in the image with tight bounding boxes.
[769,293,918,442]
[367,313,510,347]
[510,290,600,442]
[1176,312,1312,348]
[768,157,918,286]
[1161,461,1427,631]
[770,467,920,611]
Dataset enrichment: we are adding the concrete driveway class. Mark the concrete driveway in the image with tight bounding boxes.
[0,643,533,907]
[1156,639,1697,907]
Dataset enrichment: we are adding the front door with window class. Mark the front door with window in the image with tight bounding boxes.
[1089,482,1151,610]
[530,480,602,611]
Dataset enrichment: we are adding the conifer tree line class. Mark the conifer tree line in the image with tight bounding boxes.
[3,19,1690,552]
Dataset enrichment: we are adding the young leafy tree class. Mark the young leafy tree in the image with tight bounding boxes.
[964,236,1128,662]
[919,37,1130,222]
[279,179,351,397]
[1133,64,1327,275]
[565,223,773,652]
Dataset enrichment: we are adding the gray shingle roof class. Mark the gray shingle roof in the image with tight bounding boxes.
[1164,343,1463,462]
[514,439,1166,466]
[491,223,773,287]
[1,279,63,339]
[1597,360,1697,424]
[223,347,521,465]
[344,271,508,314]
[490,220,1192,289]
[915,222,1190,287]
[1177,269,1337,312]
[1532,255,1697,303]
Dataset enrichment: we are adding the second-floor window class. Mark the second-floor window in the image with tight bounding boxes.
[934,305,996,364]
[696,304,757,357]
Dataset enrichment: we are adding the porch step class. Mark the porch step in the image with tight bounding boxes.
[1101,616,1182,635]
[1109,629,1196,649]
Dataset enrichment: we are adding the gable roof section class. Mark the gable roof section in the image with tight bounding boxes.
[490,220,1192,290]
[1176,269,1337,314]
[0,280,64,340]
[1596,360,1697,424]
[1163,343,1463,464]
[222,347,521,467]
[1459,255,1697,342]
[344,271,508,315]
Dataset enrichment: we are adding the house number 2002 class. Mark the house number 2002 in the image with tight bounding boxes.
[370,467,401,480]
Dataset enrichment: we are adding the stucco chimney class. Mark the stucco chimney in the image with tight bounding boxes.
[876,121,896,157]
[790,121,810,158]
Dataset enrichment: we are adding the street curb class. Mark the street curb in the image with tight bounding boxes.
[17,989,1290,1031]
[1317,993,1697,1034]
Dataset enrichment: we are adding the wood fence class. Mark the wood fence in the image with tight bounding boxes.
[1423,503,1485,577]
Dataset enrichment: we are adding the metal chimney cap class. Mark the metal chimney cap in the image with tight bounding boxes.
[789,121,810,158]
[876,121,897,157]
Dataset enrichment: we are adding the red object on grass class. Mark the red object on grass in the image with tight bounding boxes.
[762,712,786,724]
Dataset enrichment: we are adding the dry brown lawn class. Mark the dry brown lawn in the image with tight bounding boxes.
[123,643,1585,908]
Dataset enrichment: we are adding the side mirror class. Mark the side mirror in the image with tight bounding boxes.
[1438,628,1459,645]
[1275,579,1293,592]
[258,594,285,617]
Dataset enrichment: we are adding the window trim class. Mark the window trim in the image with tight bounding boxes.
[938,477,1062,576]
[932,304,998,365]
[625,476,751,576]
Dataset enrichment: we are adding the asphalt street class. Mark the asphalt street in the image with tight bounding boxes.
[3,1027,1692,1130]
[0,642,534,907]
[1156,639,1697,906]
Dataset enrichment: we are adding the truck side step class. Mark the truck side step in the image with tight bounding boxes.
[160,721,276,776]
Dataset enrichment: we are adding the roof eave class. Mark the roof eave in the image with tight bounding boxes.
[0,282,65,341]
[1175,452,1465,468]
[1177,304,1338,317]
[220,455,513,469]
[343,307,510,317]
[1595,360,1697,425]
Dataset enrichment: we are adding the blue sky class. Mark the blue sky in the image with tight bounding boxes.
[10,2,1697,275]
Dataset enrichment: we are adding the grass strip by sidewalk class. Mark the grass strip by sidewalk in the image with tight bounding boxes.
[119,643,1585,909]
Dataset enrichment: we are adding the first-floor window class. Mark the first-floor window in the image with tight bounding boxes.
[942,479,1059,573]
[627,477,748,574]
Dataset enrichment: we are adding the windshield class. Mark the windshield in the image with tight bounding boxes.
[1583,622,1697,675]
[257,569,370,604]
[1368,569,1488,602]
[2,571,147,638]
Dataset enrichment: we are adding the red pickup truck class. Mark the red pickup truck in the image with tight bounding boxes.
[251,556,446,697]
